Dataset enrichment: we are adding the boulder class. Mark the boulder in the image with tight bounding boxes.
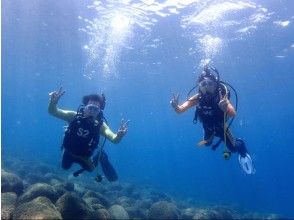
[86,208,110,220]
[83,190,111,208]
[63,181,75,191]
[18,183,58,204]
[180,208,196,219]
[108,182,123,191]
[108,204,130,219]
[115,196,134,208]
[1,170,23,195]
[12,196,62,220]
[1,192,17,220]
[55,192,91,219]
[148,201,179,219]
[91,203,105,210]
[84,197,103,207]
[193,207,239,219]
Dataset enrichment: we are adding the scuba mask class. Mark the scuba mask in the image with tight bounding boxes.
[84,104,101,118]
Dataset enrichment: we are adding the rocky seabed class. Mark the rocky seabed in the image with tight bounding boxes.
[1,158,282,219]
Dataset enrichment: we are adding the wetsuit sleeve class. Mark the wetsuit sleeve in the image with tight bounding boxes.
[100,122,122,144]
[48,100,76,123]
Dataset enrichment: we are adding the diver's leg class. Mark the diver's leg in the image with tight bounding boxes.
[92,152,100,167]
[234,138,248,157]
[224,128,237,153]
[223,128,248,157]
[215,126,237,153]
[75,156,95,172]
[62,151,73,170]
[100,151,118,182]
[203,125,214,146]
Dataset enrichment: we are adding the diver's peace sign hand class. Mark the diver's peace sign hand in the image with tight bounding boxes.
[170,93,179,109]
[117,119,130,137]
[218,90,229,111]
[49,87,65,104]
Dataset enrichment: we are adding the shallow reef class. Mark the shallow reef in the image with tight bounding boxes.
[1,157,283,220]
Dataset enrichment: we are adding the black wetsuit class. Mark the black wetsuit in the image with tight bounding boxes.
[61,111,118,181]
[196,86,247,157]
[62,113,102,171]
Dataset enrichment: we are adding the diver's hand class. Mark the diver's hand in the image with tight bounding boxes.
[170,93,179,109]
[49,87,65,105]
[218,90,229,112]
[117,119,129,138]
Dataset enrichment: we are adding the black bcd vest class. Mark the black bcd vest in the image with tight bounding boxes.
[195,83,230,126]
[62,108,103,157]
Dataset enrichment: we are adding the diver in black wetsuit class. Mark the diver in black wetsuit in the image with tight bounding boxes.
[170,65,255,174]
[48,87,129,181]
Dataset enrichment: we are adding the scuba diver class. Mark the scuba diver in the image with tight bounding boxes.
[48,87,129,182]
[170,65,255,174]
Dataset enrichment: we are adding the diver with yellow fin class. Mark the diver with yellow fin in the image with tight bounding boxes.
[170,65,255,175]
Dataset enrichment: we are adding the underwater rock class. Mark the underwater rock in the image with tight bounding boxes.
[63,181,75,191]
[74,183,87,196]
[121,182,136,195]
[18,182,58,204]
[86,208,111,220]
[37,164,53,174]
[1,170,24,195]
[91,203,105,210]
[12,196,62,220]
[180,207,196,219]
[83,190,111,208]
[125,205,148,219]
[104,190,125,200]
[44,172,65,183]
[84,197,103,208]
[55,192,91,219]
[53,184,67,198]
[150,191,172,203]
[115,196,134,208]
[108,182,123,191]
[135,198,153,209]
[243,212,283,220]
[83,190,102,198]
[192,207,239,219]
[49,178,63,186]
[264,213,283,219]
[192,208,218,219]
[108,204,130,219]
[148,201,179,219]
[53,181,75,197]
[25,173,44,184]
[1,192,17,220]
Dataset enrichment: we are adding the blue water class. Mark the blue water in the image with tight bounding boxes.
[2,0,294,217]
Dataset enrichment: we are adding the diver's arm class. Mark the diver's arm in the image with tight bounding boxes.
[48,98,76,123]
[226,102,236,117]
[218,99,236,117]
[218,86,236,117]
[100,122,125,144]
[173,94,199,113]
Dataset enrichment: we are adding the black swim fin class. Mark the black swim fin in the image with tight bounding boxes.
[100,151,118,182]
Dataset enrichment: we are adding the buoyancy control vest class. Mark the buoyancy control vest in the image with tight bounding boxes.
[62,106,103,157]
[195,83,230,126]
